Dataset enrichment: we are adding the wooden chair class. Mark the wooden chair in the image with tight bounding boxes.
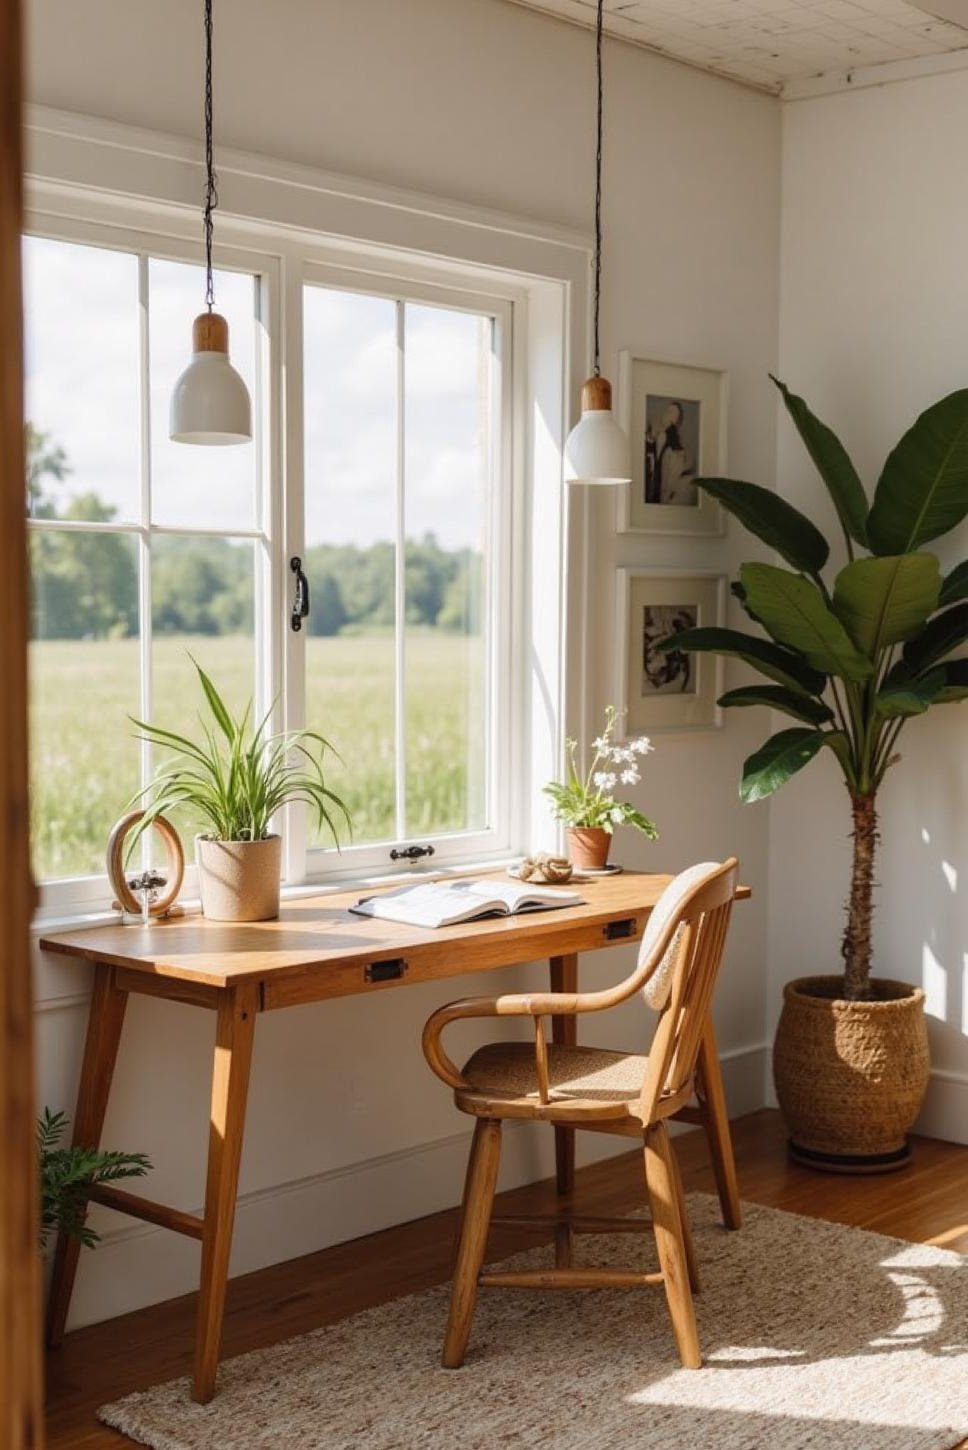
[422,858,740,1371]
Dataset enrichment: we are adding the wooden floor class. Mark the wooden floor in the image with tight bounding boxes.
[46,1109,968,1449]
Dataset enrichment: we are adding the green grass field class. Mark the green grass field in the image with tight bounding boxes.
[29,631,485,882]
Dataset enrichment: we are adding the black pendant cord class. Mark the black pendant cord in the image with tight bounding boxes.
[203,0,218,313]
[592,0,604,378]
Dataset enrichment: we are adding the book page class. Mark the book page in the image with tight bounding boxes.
[351,881,505,928]
[460,879,584,912]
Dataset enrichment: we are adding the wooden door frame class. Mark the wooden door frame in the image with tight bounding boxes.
[0,0,45,1444]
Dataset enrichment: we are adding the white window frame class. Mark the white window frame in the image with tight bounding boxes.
[24,218,281,918]
[290,260,520,883]
[24,106,588,927]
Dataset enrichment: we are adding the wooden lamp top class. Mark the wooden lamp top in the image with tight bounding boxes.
[580,376,613,413]
[192,312,230,355]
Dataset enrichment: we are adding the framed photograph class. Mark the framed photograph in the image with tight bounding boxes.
[615,569,726,734]
[616,354,727,536]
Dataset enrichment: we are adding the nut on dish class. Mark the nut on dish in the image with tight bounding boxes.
[517,853,574,884]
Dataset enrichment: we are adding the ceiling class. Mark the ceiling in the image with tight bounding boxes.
[505,0,968,94]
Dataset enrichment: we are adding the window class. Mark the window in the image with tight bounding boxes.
[24,234,266,895]
[25,228,519,908]
[300,279,509,873]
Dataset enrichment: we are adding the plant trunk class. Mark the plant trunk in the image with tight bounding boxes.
[841,792,877,1001]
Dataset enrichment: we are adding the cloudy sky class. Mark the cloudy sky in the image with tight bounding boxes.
[23,234,491,553]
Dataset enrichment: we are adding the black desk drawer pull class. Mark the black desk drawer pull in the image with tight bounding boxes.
[365,958,408,983]
[603,918,636,941]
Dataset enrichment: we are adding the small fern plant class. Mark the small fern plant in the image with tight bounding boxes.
[38,1108,151,1254]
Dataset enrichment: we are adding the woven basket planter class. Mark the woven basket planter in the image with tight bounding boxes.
[773,976,929,1173]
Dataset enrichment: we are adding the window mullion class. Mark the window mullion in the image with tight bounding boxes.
[137,253,153,867]
[393,298,407,843]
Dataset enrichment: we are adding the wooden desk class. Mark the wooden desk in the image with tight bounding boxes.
[41,870,747,1401]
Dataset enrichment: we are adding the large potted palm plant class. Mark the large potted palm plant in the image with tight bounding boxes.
[661,377,968,1171]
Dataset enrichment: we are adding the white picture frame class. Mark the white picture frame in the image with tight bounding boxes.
[615,568,726,735]
[616,353,728,536]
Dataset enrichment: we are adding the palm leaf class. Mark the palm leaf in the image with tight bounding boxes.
[740,563,874,681]
[739,727,827,803]
[831,553,940,657]
[867,390,968,554]
[656,626,826,696]
[939,561,968,607]
[771,375,869,548]
[718,685,833,726]
[696,477,829,576]
[902,601,968,673]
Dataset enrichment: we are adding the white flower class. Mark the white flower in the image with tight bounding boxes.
[593,771,617,791]
[592,735,610,752]
[609,745,634,763]
[610,806,625,823]
[630,736,654,756]
[620,767,640,785]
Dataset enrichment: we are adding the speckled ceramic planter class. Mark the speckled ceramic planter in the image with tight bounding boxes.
[195,834,282,922]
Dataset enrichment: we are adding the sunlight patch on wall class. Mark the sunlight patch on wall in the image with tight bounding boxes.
[922,943,946,1020]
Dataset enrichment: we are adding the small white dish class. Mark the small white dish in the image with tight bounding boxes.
[507,862,623,882]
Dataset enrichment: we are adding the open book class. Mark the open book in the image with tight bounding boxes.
[350,877,585,929]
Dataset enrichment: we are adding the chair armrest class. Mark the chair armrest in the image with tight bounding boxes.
[421,988,609,1091]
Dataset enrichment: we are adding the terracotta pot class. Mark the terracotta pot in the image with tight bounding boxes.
[566,826,611,871]
[195,835,282,922]
[773,975,930,1173]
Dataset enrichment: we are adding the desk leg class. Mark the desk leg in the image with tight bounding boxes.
[192,983,258,1404]
[696,1018,742,1230]
[46,964,128,1348]
[549,954,577,1198]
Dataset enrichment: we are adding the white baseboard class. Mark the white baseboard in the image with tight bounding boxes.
[61,1041,769,1330]
[916,1066,968,1146]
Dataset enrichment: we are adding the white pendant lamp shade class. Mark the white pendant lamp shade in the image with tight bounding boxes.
[564,375,631,486]
[170,312,252,445]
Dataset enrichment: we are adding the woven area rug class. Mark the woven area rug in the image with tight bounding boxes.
[100,1195,968,1450]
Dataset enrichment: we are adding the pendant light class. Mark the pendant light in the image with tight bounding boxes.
[169,0,252,446]
[564,0,630,486]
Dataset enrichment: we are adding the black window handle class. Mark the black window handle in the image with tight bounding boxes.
[390,844,436,862]
[290,556,310,632]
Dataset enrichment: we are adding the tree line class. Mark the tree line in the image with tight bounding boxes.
[27,427,482,641]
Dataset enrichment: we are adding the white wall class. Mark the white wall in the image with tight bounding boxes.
[26,0,781,1325]
[774,71,968,1141]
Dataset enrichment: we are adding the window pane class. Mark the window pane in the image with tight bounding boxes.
[404,304,491,836]
[148,259,258,530]
[29,530,140,880]
[23,236,141,524]
[150,536,257,845]
[303,285,397,846]
[151,536,256,725]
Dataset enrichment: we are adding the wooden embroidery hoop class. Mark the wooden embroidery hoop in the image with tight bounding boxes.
[106,809,185,918]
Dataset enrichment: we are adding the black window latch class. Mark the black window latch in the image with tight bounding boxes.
[390,844,436,862]
[290,556,310,632]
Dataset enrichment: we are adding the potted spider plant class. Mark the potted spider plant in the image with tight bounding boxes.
[544,705,658,870]
[660,377,968,1171]
[130,658,350,922]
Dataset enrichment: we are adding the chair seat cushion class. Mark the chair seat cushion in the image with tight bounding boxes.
[462,1041,648,1104]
